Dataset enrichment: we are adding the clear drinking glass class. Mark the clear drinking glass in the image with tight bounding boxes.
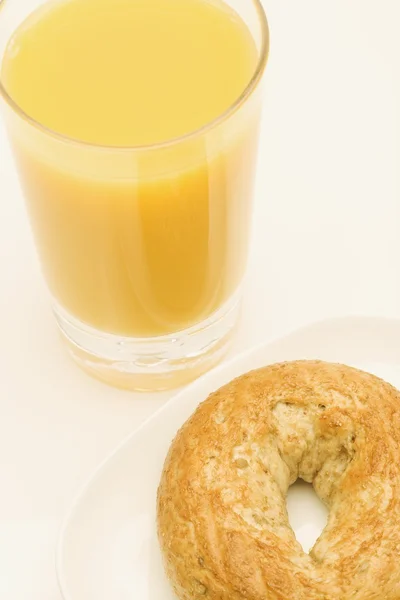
[0,0,269,391]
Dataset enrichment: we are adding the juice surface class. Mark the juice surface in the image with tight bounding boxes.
[2,0,257,147]
[1,0,261,337]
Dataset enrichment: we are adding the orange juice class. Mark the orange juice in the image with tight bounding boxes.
[1,0,264,337]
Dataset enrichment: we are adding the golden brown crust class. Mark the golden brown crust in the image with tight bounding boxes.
[157,360,400,599]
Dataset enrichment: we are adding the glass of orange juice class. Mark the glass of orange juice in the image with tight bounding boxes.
[0,0,269,391]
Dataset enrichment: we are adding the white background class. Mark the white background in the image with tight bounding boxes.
[1,0,400,598]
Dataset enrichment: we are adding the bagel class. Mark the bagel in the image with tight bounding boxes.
[157,360,400,600]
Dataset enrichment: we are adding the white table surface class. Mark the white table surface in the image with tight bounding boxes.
[1,0,400,598]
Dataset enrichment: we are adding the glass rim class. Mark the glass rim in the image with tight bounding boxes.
[0,0,269,153]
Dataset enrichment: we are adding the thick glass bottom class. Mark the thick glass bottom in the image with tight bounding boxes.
[53,292,242,392]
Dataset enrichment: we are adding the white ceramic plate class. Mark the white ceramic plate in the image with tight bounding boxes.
[57,316,400,600]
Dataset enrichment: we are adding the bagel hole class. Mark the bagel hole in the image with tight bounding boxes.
[286,480,328,553]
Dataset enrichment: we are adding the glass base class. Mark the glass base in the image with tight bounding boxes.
[53,293,241,392]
